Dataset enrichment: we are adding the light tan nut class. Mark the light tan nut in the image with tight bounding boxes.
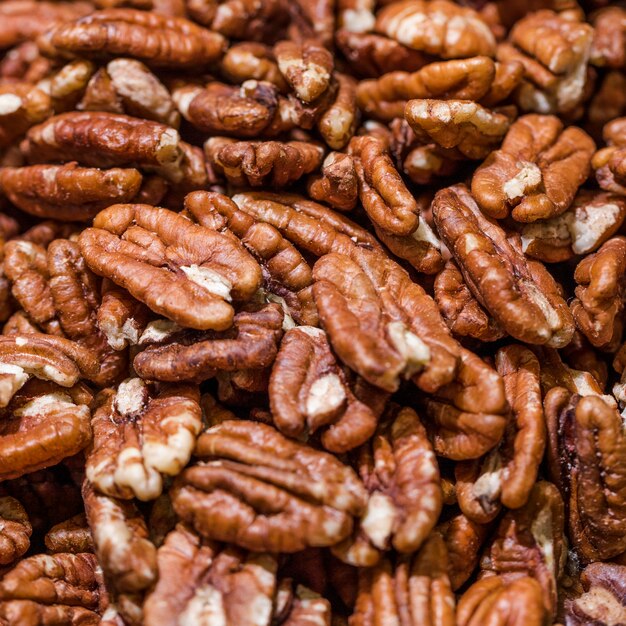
[86,380,202,501]
[0,163,142,222]
[497,10,593,114]
[274,39,333,103]
[316,73,359,150]
[571,236,626,351]
[171,419,368,552]
[375,0,496,59]
[205,137,324,188]
[79,203,262,332]
[405,99,512,160]
[432,184,575,347]
[221,43,288,91]
[39,8,226,69]
[471,114,595,222]
[269,326,387,453]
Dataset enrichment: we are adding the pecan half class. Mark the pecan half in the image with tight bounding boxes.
[375,0,496,59]
[0,82,52,148]
[40,9,226,69]
[171,420,368,552]
[571,236,626,351]
[432,184,575,347]
[45,514,94,555]
[471,114,595,222]
[0,496,30,565]
[269,326,387,453]
[86,379,202,501]
[79,203,262,331]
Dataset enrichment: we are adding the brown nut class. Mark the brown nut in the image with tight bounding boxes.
[21,111,192,184]
[593,119,626,195]
[479,481,566,617]
[307,152,359,212]
[171,419,368,552]
[316,73,358,150]
[335,30,432,78]
[269,326,387,453]
[40,8,226,69]
[590,6,626,68]
[0,83,53,149]
[405,99,512,160]
[0,379,92,481]
[456,345,545,521]
[0,496,30,565]
[80,58,180,127]
[287,0,334,49]
[132,303,283,383]
[221,43,288,91]
[82,481,157,595]
[545,389,626,562]
[588,71,626,135]
[457,576,549,626]
[565,562,626,626]
[345,406,441,557]
[471,114,595,222]
[498,10,593,114]
[570,236,626,351]
[0,552,103,614]
[274,39,333,103]
[86,379,202,501]
[79,203,262,332]
[184,191,316,326]
[44,514,94,555]
[347,135,420,236]
[434,260,505,341]
[205,137,324,188]
[0,163,142,222]
[432,184,575,347]
[350,533,455,626]
[375,0,496,59]
[517,190,626,263]
[356,56,498,122]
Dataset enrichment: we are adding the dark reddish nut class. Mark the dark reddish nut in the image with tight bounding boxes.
[269,326,387,453]
[79,203,262,332]
[0,164,142,222]
[570,236,626,351]
[171,419,368,552]
[44,514,94,555]
[432,184,575,347]
[132,303,284,383]
[86,379,202,501]
[0,496,31,565]
[471,114,595,222]
[39,8,226,69]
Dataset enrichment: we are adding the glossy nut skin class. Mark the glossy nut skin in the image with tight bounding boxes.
[171,419,368,552]
[79,203,262,332]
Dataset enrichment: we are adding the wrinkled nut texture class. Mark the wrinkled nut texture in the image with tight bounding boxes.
[0,380,92,481]
[351,533,455,626]
[205,138,324,188]
[471,114,595,222]
[432,184,575,347]
[79,203,262,332]
[132,303,284,383]
[308,152,359,211]
[375,0,496,59]
[269,326,385,454]
[0,163,143,222]
[353,406,442,555]
[518,190,626,263]
[545,389,626,562]
[143,523,280,626]
[40,8,226,69]
[499,10,593,114]
[82,482,157,594]
[44,514,94,555]
[570,236,626,351]
[86,379,202,501]
[171,420,368,552]
[0,496,31,565]
[405,98,511,160]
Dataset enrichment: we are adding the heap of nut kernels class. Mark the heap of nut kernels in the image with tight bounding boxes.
[0,0,624,624]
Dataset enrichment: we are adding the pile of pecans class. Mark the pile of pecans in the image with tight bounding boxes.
[0,0,624,624]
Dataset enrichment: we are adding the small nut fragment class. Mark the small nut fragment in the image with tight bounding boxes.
[45,514,93,555]
[171,419,368,552]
